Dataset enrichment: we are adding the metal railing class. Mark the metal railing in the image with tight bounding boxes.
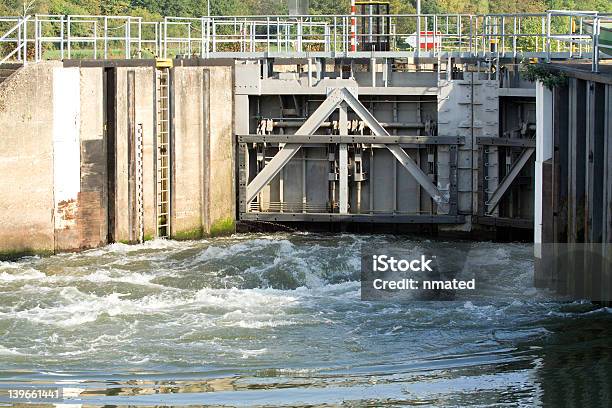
[0,16,30,65]
[0,11,610,71]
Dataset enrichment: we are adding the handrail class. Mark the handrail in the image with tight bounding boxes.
[0,11,607,71]
[0,15,31,65]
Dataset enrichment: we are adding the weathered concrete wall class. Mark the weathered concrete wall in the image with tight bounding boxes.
[113,67,156,243]
[172,67,205,238]
[172,65,235,239]
[206,66,235,235]
[0,63,112,256]
[0,63,57,256]
[1,61,235,257]
[78,68,107,249]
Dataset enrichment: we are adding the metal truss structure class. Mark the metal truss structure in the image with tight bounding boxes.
[238,86,466,223]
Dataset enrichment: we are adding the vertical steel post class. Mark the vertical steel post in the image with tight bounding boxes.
[370,57,376,87]
[93,21,98,59]
[308,57,313,87]
[22,17,27,65]
[17,17,22,62]
[339,103,349,214]
[126,16,131,58]
[592,17,599,72]
[104,16,108,59]
[35,15,39,61]
[200,18,205,57]
[416,0,421,58]
[164,17,168,57]
[546,12,551,62]
[67,15,72,59]
[350,0,356,52]
[138,18,142,58]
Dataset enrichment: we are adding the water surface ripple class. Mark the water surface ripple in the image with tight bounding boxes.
[0,233,611,406]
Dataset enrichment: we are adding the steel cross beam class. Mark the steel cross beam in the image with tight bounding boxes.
[339,88,450,212]
[485,147,535,215]
[245,88,345,203]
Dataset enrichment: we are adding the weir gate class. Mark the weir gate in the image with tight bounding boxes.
[0,11,611,255]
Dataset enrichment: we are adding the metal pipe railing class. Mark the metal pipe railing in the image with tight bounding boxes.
[0,16,31,65]
[0,11,608,71]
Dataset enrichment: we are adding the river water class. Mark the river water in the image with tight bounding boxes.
[0,233,611,406]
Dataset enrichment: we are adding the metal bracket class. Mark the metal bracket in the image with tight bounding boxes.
[485,147,535,214]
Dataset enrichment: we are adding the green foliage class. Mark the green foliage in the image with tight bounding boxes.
[0,0,610,19]
[309,0,349,15]
[100,0,129,15]
[521,62,568,89]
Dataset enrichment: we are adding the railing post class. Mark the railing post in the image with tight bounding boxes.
[579,17,583,58]
[433,15,438,56]
[546,12,551,62]
[35,15,39,62]
[333,16,337,53]
[212,18,216,53]
[416,14,421,58]
[138,18,142,58]
[188,22,192,56]
[67,15,71,59]
[266,16,270,54]
[104,16,108,59]
[200,17,205,57]
[469,15,473,56]
[155,22,159,57]
[93,20,98,59]
[592,17,599,72]
[276,18,280,52]
[125,16,131,59]
[23,17,27,65]
[60,16,64,59]
[298,17,303,53]
[205,17,210,58]
[513,16,517,58]
[17,17,22,62]
[457,15,461,52]
[164,17,168,58]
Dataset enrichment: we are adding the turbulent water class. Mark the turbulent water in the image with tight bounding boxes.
[0,233,611,407]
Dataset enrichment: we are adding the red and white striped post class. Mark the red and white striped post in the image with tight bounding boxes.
[350,0,357,52]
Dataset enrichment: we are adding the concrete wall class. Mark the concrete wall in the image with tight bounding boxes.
[206,66,235,235]
[172,67,205,238]
[172,65,235,238]
[113,67,156,243]
[0,63,56,256]
[0,63,115,256]
[78,68,107,249]
[0,61,234,257]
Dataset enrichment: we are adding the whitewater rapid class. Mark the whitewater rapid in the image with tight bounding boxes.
[0,233,610,406]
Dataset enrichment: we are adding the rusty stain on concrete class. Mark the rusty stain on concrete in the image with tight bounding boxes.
[56,198,78,225]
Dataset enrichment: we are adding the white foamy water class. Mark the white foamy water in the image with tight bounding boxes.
[0,233,610,406]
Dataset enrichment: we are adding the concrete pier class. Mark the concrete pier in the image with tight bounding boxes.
[0,61,235,257]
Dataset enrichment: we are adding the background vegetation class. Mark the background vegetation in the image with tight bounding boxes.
[0,0,610,18]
